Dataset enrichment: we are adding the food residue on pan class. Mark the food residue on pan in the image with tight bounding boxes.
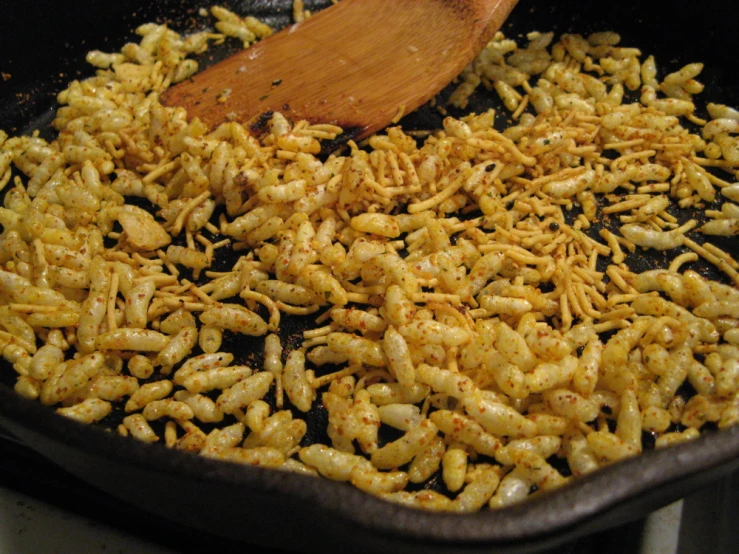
[0,3,738,513]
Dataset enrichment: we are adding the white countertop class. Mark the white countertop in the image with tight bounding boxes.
[0,486,177,554]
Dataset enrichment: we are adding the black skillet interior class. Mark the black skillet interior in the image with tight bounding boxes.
[1,1,739,553]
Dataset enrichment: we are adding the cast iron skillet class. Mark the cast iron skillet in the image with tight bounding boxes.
[1,1,738,553]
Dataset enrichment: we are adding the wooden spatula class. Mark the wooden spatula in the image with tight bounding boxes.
[162,0,519,144]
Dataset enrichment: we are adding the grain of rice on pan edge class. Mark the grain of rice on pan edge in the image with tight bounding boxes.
[0,4,738,513]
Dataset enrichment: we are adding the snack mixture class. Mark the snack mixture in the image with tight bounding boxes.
[1,5,738,513]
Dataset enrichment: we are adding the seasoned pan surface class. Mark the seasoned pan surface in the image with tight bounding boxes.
[1,1,739,552]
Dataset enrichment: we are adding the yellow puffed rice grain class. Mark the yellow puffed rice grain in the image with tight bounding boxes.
[121,413,159,443]
[125,380,174,412]
[54,395,112,423]
[215,372,274,414]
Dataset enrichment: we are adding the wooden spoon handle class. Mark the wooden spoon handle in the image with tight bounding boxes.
[162,0,518,142]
